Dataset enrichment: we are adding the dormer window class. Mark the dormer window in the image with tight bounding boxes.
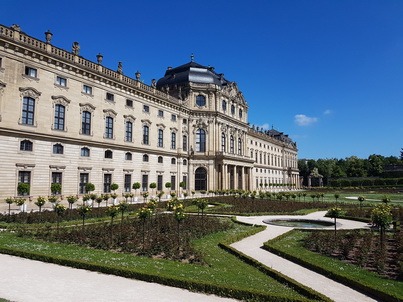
[196,95,206,107]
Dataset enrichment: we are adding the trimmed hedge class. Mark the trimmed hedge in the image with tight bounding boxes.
[263,230,402,302]
[329,177,403,188]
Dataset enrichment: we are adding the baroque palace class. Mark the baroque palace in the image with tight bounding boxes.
[0,24,299,200]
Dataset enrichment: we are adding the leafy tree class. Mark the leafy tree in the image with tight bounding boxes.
[142,191,149,202]
[35,196,46,213]
[54,204,66,233]
[327,207,341,237]
[67,195,77,209]
[106,205,119,245]
[138,206,152,250]
[165,182,172,191]
[132,182,141,196]
[371,204,392,248]
[118,201,129,223]
[5,197,14,218]
[149,182,156,195]
[95,196,103,208]
[102,194,110,207]
[157,191,164,202]
[345,156,366,177]
[357,196,365,209]
[173,203,186,249]
[334,193,340,203]
[196,199,208,227]
[367,154,384,177]
[85,183,95,194]
[110,183,119,193]
[15,198,26,212]
[77,204,91,230]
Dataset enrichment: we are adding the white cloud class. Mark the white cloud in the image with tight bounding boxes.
[323,109,332,115]
[257,123,270,130]
[294,114,318,126]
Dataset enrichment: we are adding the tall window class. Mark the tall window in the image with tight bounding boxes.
[222,100,227,111]
[51,172,62,194]
[104,174,112,193]
[79,173,89,194]
[183,135,188,152]
[196,95,206,107]
[18,171,31,195]
[230,135,234,154]
[54,104,65,130]
[124,174,132,192]
[195,167,207,191]
[195,129,206,152]
[20,140,33,151]
[231,104,235,115]
[157,175,163,191]
[105,117,113,139]
[239,108,243,119]
[158,129,163,147]
[125,121,133,142]
[238,138,242,155]
[221,133,226,152]
[171,132,176,149]
[82,111,91,135]
[182,176,187,189]
[22,97,35,125]
[142,175,148,192]
[171,175,176,191]
[143,125,149,144]
[53,143,64,154]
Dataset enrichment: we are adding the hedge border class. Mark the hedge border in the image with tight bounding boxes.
[263,230,402,302]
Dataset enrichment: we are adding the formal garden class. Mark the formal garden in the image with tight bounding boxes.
[0,188,402,301]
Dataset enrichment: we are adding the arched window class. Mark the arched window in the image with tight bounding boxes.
[125,152,132,160]
[20,140,33,151]
[158,156,163,163]
[22,97,35,125]
[195,129,206,152]
[105,150,113,159]
[81,147,90,157]
[53,143,64,154]
[143,125,149,145]
[82,111,91,135]
[195,167,207,191]
[158,129,164,147]
[171,132,176,149]
[143,154,149,162]
[196,95,206,107]
[238,138,242,155]
[239,108,243,119]
[105,117,113,139]
[125,121,133,142]
[231,104,235,115]
[230,135,234,154]
[221,133,226,152]
[171,158,176,165]
[183,159,187,165]
[54,104,65,130]
[222,100,227,111]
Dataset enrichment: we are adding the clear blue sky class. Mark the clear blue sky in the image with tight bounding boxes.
[3,0,402,160]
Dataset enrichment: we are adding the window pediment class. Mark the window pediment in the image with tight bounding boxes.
[19,87,41,98]
[123,114,136,123]
[79,102,96,113]
[141,119,152,126]
[51,95,71,106]
[103,109,117,118]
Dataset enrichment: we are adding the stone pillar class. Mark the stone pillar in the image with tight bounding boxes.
[223,164,228,190]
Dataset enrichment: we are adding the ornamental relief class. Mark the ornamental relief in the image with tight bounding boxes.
[19,87,41,99]
[51,95,71,107]
[192,118,208,130]
[141,119,152,126]
[103,109,117,118]
[156,123,166,130]
[123,114,136,123]
[79,103,95,113]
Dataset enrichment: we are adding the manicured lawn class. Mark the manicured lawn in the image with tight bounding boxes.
[0,220,309,301]
[264,229,403,301]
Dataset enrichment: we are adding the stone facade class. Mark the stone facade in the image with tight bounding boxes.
[0,24,299,200]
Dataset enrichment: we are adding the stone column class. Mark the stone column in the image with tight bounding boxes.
[223,164,228,190]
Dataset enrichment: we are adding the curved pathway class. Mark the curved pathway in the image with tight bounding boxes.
[232,211,376,302]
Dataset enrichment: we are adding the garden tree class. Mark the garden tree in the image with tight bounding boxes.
[66,195,77,209]
[15,198,26,212]
[157,191,164,202]
[310,194,316,202]
[77,204,91,230]
[316,159,336,186]
[110,183,119,193]
[345,156,367,177]
[367,154,384,177]
[54,204,66,233]
[5,197,14,218]
[102,194,110,207]
[291,193,297,201]
[138,206,152,250]
[173,203,186,249]
[381,195,391,203]
[50,183,62,195]
[132,182,141,197]
[357,196,365,209]
[149,182,156,195]
[327,207,341,237]
[34,196,46,213]
[165,182,172,192]
[106,205,119,245]
[197,199,208,227]
[82,194,90,205]
[48,195,58,205]
[85,183,95,195]
[334,193,340,203]
[118,201,129,223]
[17,183,30,196]
[95,195,103,208]
[90,193,97,206]
[142,191,149,202]
[371,203,392,248]
[331,165,347,179]
[302,192,307,201]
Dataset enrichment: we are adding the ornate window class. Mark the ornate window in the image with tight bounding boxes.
[171,132,176,149]
[125,121,133,142]
[158,129,164,147]
[82,111,91,135]
[53,143,64,154]
[143,125,149,145]
[196,129,206,152]
[54,104,65,130]
[221,133,226,152]
[230,135,234,154]
[196,94,206,107]
[105,117,113,139]
[22,97,35,125]
[183,159,187,165]
[20,140,33,151]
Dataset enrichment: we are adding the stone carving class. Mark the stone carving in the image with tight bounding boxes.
[141,119,152,126]
[151,79,156,87]
[72,42,80,55]
[156,123,166,130]
[117,61,123,74]
[11,24,21,32]
[96,53,103,65]
[44,30,53,43]
[51,95,71,106]
[79,103,96,113]
[123,114,136,123]
[19,87,41,98]
[103,108,117,118]
[193,118,208,130]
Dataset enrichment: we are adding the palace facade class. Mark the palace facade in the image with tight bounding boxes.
[0,24,299,200]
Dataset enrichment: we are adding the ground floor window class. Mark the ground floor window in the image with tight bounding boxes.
[157,175,163,191]
[104,174,112,193]
[171,175,176,191]
[182,175,187,190]
[195,167,207,191]
[51,172,62,194]
[142,175,148,192]
[18,171,31,195]
[124,174,131,192]
[79,173,89,194]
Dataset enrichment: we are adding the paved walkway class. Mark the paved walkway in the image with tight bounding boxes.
[232,211,376,302]
[0,254,236,302]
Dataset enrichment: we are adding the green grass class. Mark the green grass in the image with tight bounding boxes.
[310,192,403,206]
[264,229,403,301]
[0,220,306,300]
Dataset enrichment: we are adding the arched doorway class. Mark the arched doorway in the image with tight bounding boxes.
[195,167,207,191]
